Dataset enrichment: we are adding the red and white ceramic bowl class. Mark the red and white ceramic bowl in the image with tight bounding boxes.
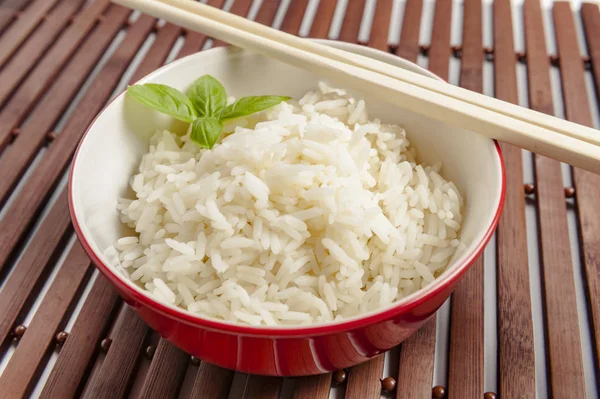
[69,41,505,376]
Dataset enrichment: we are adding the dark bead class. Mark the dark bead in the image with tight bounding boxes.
[564,187,575,198]
[146,345,156,359]
[451,46,463,58]
[190,356,200,366]
[524,183,535,195]
[100,338,112,352]
[55,331,69,344]
[13,325,26,338]
[11,128,20,137]
[549,54,559,66]
[381,377,397,392]
[432,385,446,398]
[516,52,527,62]
[332,369,346,384]
[419,44,430,56]
[484,392,497,399]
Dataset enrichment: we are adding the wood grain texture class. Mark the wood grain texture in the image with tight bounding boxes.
[367,0,392,51]
[190,362,235,398]
[428,0,452,81]
[254,0,281,27]
[130,22,181,83]
[0,189,71,346]
[308,0,337,39]
[0,0,32,33]
[493,0,536,397]
[524,1,586,397]
[212,0,252,47]
[395,0,422,62]
[138,339,190,399]
[0,0,60,68]
[396,318,436,398]
[291,374,332,399]
[279,0,309,34]
[555,0,600,379]
[338,0,365,42]
[244,375,283,398]
[0,0,86,108]
[84,308,149,398]
[345,356,384,399]
[40,276,120,399]
[176,0,225,58]
[0,4,129,209]
[0,13,155,275]
[582,3,600,94]
[0,242,92,398]
[0,0,113,151]
[447,1,484,398]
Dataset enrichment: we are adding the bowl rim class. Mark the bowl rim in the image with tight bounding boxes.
[69,41,506,337]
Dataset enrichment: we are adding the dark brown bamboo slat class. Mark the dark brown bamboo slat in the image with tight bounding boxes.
[244,375,283,398]
[190,362,235,398]
[0,190,71,346]
[0,14,155,275]
[0,0,85,108]
[428,0,452,81]
[279,0,308,34]
[554,0,600,376]
[0,0,31,33]
[255,0,281,27]
[175,0,225,59]
[130,22,181,84]
[493,0,535,397]
[367,0,392,51]
[447,1,483,398]
[308,0,337,39]
[0,242,92,398]
[0,0,60,68]
[212,0,253,47]
[40,276,120,398]
[524,0,586,397]
[0,5,130,210]
[345,355,384,399]
[85,308,148,398]
[138,339,190,399]
[292,374,331,399]
[582,3,600,92]
[338,0,365,42]
[0,0,112,150]
[395,0,422,62]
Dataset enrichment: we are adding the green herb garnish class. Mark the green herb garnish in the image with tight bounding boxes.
[127,75,290,149]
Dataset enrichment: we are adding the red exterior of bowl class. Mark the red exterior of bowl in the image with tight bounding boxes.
[70,136,504,375]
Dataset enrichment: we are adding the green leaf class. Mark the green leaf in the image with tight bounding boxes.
[220,96,291,121]
[191,116,224,149]
[187,75,228,117]
[127,84,198,122]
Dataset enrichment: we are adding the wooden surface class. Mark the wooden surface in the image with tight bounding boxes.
[0,0,598,398]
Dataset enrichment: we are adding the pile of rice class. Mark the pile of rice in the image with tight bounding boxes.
[109,82,464,326]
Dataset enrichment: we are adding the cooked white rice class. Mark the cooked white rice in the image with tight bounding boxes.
[110,82,464,326]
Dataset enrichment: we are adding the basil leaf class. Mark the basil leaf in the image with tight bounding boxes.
[220,96,291,121]
[191,116,224,149]
[187,75,228,117]
[127,84,197,122]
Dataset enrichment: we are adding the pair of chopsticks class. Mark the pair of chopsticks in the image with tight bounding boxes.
[113,0,600,174]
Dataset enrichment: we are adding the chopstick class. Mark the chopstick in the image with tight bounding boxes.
[161,0,600,149]
[111,0,600,174]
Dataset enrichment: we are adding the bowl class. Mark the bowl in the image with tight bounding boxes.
[69,40,505,376]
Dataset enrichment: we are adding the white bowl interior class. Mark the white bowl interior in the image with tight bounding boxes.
[71,42,503,321]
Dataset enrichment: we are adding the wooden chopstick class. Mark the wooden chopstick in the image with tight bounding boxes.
[160,0,600,148]
[111,0,600,174]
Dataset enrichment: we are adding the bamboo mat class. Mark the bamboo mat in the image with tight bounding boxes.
[0,0,599,398]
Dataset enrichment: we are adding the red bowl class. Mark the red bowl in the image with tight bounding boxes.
[69,42,505,376]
